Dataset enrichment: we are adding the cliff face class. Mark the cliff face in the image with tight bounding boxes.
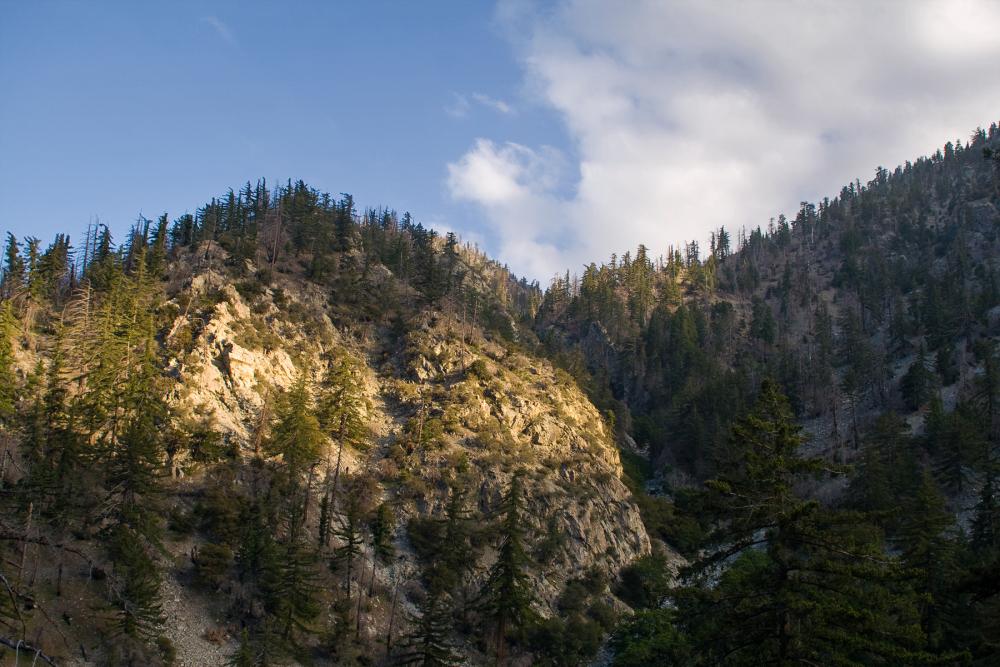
[165,255,652,575]
[134,248,659,663]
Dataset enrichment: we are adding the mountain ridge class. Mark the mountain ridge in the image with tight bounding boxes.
[1,120,999,664]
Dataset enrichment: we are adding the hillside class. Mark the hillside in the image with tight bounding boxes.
[1,121,999,665]
[0,192,677,666]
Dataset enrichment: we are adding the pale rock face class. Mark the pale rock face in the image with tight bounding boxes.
[392,314,660,601]
[161,266,666,609]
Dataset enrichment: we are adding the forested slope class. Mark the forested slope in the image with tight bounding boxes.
[0,183,665,666]
[535,121,1000,664]
[1,120,999,665]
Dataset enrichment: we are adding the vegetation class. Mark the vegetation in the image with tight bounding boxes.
[0,122,999,664]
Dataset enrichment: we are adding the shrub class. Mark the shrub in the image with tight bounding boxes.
[194,542,233,590]
[615,554,672,610]
[468,358,490,381]
[156,636,177,666]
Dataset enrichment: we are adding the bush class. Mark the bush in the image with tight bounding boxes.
[632,493,704,557]
[468,358,490,381]
[194,485,243,544]
[610,610,691,667]
[193,542,234,590]
[527,614,604,667]
[235,279,267,301]
[167,506,195,535]
[615,554,672,610]
[157,636,177,666]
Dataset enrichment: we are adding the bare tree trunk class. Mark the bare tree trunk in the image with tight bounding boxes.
[355,551,366,638]
[386,577,400,658]
[18,502,32,587]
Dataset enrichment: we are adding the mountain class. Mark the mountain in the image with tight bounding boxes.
[1,121,999,665]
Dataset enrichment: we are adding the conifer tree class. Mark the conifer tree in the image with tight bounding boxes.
[316,352,368,543]
[236,500,277,586]
[370,501,396,563]
[395,589,461,667]
[332,486,366,602]
[0,302,17,425]
[477,474,534,659]
[674,380,940,664]
[108,526,164,640]
[265,375,324,480]
[435,482,477,606]
[269,528,322,642]
[902,343,935,410]
[972,469,1000,555]
[898,470,962,648]
[228,628,260,667]
[1,233,24,299]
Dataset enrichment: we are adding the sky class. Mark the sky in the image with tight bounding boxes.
[2,1,1000,282]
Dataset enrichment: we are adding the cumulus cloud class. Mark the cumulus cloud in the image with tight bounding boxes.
[447,0,1000,280]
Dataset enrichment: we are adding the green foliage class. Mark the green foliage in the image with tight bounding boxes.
[194,542,234,590]
[631,492,703,557]
[395,590,462,667]
[902,344,936,410]
[194,478,244,544]
[615,553,673,610]
[331,477,368,600]
[0,302,16,424]
[972,470,1000,555]
[611,610,692,667]
[527,614,604,667]
[897,469,964,650]
[265,375,325,477]
[658,381,949,665]
[317,350,370,450]
[526,569,616,666]
[156,635,177,666]
[477,474,535,658]
[370,501,396,562]
[108,526,164,640]
[467,358,490,381]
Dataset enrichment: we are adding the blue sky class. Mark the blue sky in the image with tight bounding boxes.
[3,1,1000,280]
[0,1,567,273]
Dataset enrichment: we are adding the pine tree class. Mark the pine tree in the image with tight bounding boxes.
[897,470,962,649]
[331,485,366,601]
[370,501,396,563]
[0,302,17,425]
[228,628,260,667]
[901,343,935,410]
[1,232,24,298]
[265,375,324,479]
[108,526,164,640]
[316,352,369,544]
[269,529,322,642]
[105,337,168,542]
[477,474,534,659]
[674,380,941,664]
[972,469,1000,555]
[236,500,277,586]
[395,590,461,666]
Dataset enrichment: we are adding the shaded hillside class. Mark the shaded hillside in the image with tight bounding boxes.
[533,121,1000,664]
[537,122,1000,483]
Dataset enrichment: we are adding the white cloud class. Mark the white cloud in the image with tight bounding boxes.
[471,93,514,115]
[445,92,515,118]
[447,0,1000,280]
[201,16,236,46]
